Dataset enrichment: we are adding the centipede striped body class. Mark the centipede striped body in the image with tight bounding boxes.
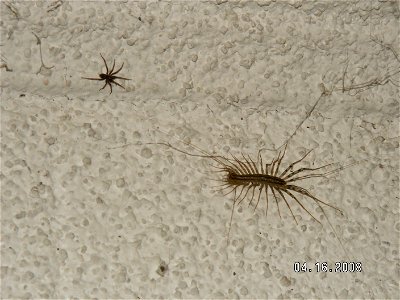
[147,134,358,257]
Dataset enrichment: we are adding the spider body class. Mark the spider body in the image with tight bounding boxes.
[82,53,131,94]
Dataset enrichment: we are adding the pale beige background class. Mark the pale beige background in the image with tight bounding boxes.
[1,1,399,299]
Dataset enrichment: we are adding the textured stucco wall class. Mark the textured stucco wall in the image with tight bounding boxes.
[1,1,399,299]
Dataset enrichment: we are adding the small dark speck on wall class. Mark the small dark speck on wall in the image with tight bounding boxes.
[156,261,168,277]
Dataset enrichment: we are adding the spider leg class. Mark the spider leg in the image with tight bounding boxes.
[110,59,116,74]
[82,77,104,81]
[108,82,113,94]
[100,53,109,74]
[110,80,126,90]
[99,81,107,91]
[111,62,124,75]
[112,76,131,80]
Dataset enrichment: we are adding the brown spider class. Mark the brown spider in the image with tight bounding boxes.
[82,53,131,94]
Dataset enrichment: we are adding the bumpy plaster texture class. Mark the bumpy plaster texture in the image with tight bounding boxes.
[1,1,399,299]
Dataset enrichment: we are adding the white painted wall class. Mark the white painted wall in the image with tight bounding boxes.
[1,1,399,298]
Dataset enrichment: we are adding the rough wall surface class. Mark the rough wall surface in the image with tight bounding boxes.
[1,1,399,299]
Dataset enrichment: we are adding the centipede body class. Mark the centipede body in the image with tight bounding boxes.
[149,137,352,257]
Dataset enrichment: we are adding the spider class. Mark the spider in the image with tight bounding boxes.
[82,53,131,94]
